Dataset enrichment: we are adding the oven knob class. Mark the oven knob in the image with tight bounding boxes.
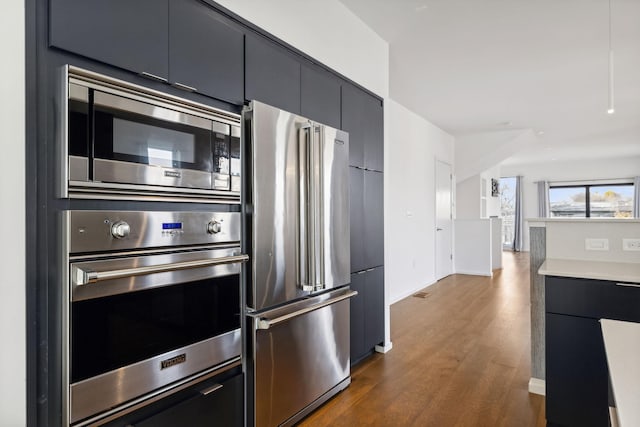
[207,220,222,234]
[111,221,131,239]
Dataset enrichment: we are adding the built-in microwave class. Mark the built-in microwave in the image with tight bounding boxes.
[61,65,241,202]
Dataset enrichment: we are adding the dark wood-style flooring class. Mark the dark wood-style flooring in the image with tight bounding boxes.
[299,251,546,427]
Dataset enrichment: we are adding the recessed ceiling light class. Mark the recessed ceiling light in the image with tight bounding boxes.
[537,131,545,135]
[499,121,512,126]
[415,4,428,12]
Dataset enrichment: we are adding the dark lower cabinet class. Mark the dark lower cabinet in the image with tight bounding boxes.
[102,369,243,427]
[49,0,169,78]
[545,275,640,427]
[350,267,385,363]
[545,313,609,427]
[245,34,301,114]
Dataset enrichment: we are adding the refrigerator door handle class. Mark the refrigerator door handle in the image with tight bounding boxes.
[253,290,358,330]
[298,123,314,292]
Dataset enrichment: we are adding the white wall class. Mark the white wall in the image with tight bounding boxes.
[454,219,492,276]
[386,99,454,303]
[503,155,640,250]
[214,0,389,98]
[0,0,25,425]
[456,165,501,219]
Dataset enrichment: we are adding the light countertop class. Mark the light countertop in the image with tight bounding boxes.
[539,258,640,284]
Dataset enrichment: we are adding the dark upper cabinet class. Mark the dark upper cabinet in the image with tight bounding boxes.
[350,266,385,364]
[350,167,366,273]
[50,0,169,79]
[341,83,384,171]
[245,34,301,114]
[364,170,384,269]
[169,0,244,104]
[300,63,341,129]
[545,313,609,427]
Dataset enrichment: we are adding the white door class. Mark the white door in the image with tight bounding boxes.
[435,160,453,280]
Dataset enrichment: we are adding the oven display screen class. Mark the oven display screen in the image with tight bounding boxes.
[162,222,183,230]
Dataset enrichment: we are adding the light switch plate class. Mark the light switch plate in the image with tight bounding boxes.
[622,238,640,251]
[585,238,609,251]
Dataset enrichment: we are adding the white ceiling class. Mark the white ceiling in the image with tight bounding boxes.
[339,0,640,167]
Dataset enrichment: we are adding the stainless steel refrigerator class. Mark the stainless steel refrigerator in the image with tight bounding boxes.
[242,100,356,427]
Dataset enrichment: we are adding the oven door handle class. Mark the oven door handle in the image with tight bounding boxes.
[72,254,249,286]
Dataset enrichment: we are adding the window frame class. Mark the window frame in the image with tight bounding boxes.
[549,183,634,218]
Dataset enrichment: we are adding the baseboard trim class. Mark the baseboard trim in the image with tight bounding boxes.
[375,342,393,353]
[454,269,492,277]
[390,280,437,305]
[528,377,546,396]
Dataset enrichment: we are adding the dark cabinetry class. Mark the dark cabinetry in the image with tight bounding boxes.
[245,35,301,114]
[50,0,169,78]
[545,276,640,427]
[350,267,385,363]
[50,0,244,103]
[341,83,384,171]
[300,63,341,129]
[169,0,244,104]
[350,168,384,273]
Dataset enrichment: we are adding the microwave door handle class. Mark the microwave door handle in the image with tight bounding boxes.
[72,254,249,286]
[298,123,313,292]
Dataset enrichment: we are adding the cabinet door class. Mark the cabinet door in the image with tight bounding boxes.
[364,170,384,269]
[169,0,244,104]
[545,313,609,427]
[349,167,366,273]
[50,0,168,79]
[245,35,301,114]
[365,266,385,349]
[341,84,384,171]
[349,272,366,363]
[301,63,341,129]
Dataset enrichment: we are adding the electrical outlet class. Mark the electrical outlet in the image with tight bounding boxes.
[585,238,609,251]
[622,238,640,251]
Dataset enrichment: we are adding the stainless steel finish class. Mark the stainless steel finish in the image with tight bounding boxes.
[72,252,248,292]
[68,180,240,203]
[61,212,71,427]
[59,66,71,199]
[199,383,224,396]
[212,121,230,135]
[207,220,222,234]
[250,291,351,427]
[231,176,241,192]
[248,101,313,310]
[615,282,640,288]
[109,220,130,239]
[213,172,230,190]
[252,289,357,330]
[94,158,214,191]
[93,90,212,131]
[69,65,239,126]
[140,71,169,83]
[231,125,240,137]
[69,82,88,102]
[77,359,240,427]
[172,82,197,92]
[69,210,241,254]
[317,125,350,291]
[70,330,241,424]
[280,378,351,427]
[68,156,89,182]
[298,123,312,292]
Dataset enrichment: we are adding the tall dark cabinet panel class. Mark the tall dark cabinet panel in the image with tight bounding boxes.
[300,63,341,129]
[349,167,366,274]
[341,83,384,172]
[245,34,301,114]
[350,267,385,363]
[49,0,169,79]
[169,0,244,104]
[545,313,609,427]
[364,170,384,269]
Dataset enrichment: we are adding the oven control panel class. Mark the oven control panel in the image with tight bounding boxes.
[68,211,241,254]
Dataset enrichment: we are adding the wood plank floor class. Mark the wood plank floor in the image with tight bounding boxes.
[299,251,546,427]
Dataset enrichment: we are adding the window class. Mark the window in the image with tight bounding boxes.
[549,184,634,218]
[500,177,516,247]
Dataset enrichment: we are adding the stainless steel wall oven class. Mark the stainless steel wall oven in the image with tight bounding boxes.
[60,65,241,202]
[62,210,247,425]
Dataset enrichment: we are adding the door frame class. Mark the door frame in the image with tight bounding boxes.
[434,159,453,280]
